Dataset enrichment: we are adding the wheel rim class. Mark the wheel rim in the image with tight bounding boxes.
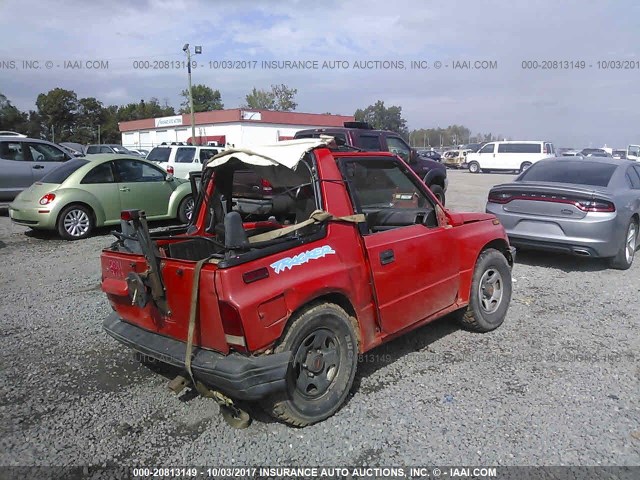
[184,198,195,221]
[292,328,341,398]
[470,163,478,173]
[625,223,637,264]
[63,209,90,237]
[478,268,503,314]
[521,163,531,171]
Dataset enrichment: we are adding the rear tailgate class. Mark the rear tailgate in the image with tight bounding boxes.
[101,250,230,354]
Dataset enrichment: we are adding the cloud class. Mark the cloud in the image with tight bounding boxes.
[0,0,638,146]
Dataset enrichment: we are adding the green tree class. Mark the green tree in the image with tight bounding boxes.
[180,84,223,113]
[35,88,79,142]
[354,100,408,135]
[244,84,298,111]
[117,98,175,122]
[75,97,105,144]
[0,93,26,132]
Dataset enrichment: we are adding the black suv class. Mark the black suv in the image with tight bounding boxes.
[294,122,448,204]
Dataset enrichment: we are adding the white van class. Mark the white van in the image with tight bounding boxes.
[627,145,639,162]
[146,144,221,179]
[466,141,556,173]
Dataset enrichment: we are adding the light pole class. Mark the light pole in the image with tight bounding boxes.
[183,43,202,145]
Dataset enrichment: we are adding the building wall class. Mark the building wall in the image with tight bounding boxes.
[122,123,324,149]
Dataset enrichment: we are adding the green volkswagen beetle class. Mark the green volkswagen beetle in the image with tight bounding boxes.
[8,154,195,240]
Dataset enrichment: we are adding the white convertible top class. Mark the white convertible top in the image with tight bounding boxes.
[203,137,334,171]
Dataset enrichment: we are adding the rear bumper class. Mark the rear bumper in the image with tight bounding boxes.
[487,205,619,258]
[8,204,58,228]
[103,312,290,401]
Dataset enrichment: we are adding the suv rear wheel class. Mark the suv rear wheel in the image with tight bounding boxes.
[261,303,358,427]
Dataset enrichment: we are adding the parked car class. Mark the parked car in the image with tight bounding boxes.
[580,148,612,158]
[58,143,85,157]
[612,150,627,160]
[442,149,473,169]
[627,145,639,162]
[560,150,583,157]
[294,122,448,204]
[146,144,220,178]
[59,142,86,156]
[128,148,149,157]
[461,143,483,152]
[101,138,515,428]
[486,158,640,269]
[86,144,137,155]
[0,136,75,204]
[418,149,442,162]
[0,131,26,137]
[8,154,194,239]
[467,141,556,174]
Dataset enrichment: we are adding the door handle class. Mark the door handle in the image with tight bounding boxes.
[32,165,45,169]
[380,249,395,265]
[119,187,130,192]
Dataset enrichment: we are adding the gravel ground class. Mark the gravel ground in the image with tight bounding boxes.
[1,170,638,468]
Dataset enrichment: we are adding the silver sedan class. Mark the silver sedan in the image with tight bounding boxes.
[486,158,640,269]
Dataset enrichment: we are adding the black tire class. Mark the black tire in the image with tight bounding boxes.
[261,302,358,427]
[428,183,446,205]
[177,195,194,224]
[56,204,94,240]
[608,218,638,270]
[519,162,532,173]
[468,161,480,174]
[455,248,512,332]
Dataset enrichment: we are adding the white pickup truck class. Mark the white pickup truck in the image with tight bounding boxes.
[147,144,221,179]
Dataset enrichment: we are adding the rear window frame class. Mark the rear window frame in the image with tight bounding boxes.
[39,158,89,184]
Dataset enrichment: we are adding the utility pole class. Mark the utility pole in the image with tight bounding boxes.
[183,43,202,145]
[98,124,101,144]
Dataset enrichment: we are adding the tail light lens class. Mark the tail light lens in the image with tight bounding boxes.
[487,191,513,204]
[167,165,174,175]
[219,301,247,352]
[260,179,273,193]
[575,200,615,212]
[39,193,56,205]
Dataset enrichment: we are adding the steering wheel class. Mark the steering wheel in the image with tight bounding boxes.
[35,154,45,162]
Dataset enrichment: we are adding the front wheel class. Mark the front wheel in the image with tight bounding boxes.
[261,303,358,427]
[57,204,94,240]
[609,219,638,270]
[468,161,480,174]
[428,183,446,205]
[454,248,512,332]
[177,195,195,224]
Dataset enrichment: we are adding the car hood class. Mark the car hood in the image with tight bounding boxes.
[12,182,61,203]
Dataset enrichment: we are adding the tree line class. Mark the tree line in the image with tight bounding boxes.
[1,85,505,146]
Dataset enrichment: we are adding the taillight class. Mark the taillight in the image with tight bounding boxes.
[167,165,174,175]
[260,178,273,192]
[219,301,247,352]
[39,193,56,205]
[487,191,513,204]
[575,200,615,212]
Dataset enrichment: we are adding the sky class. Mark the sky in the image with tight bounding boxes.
[0,0,639,147]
